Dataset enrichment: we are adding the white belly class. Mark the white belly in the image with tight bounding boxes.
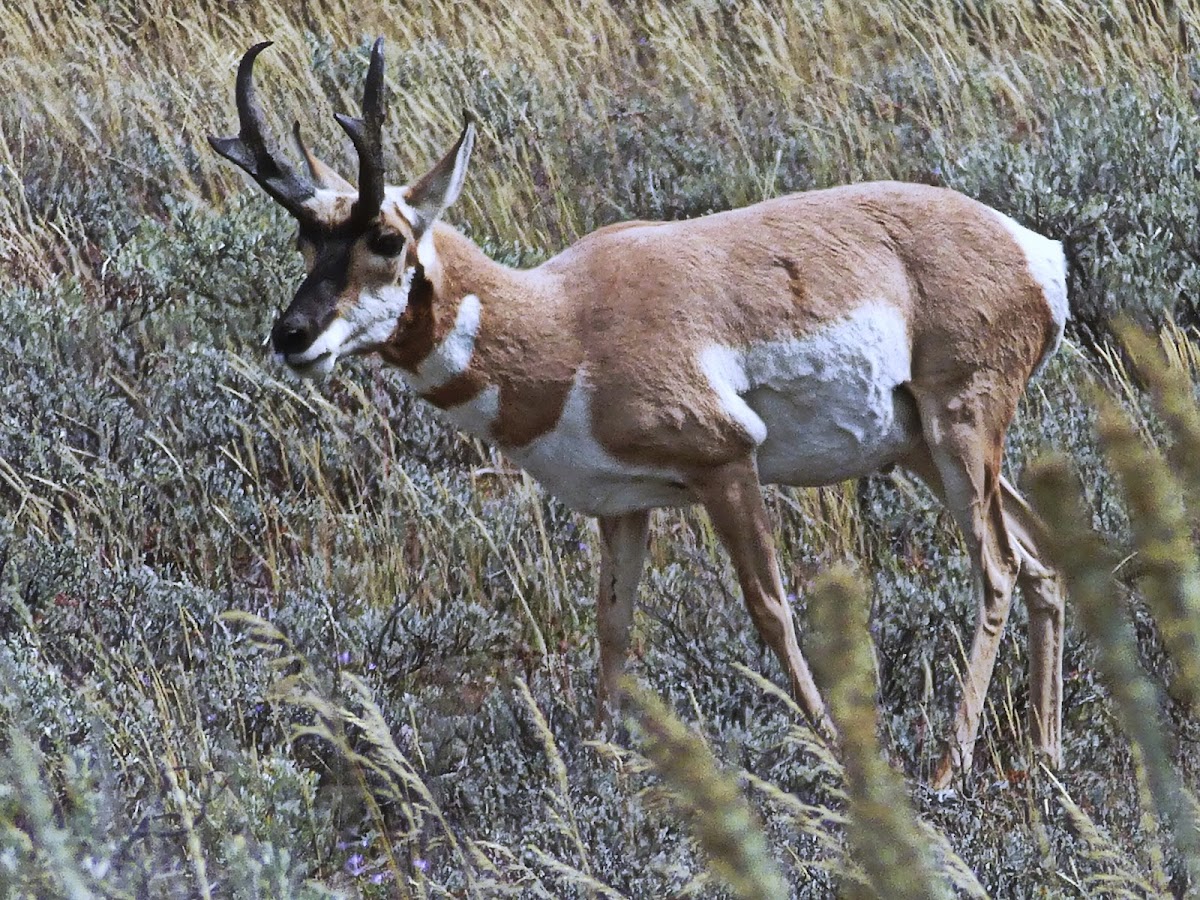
[504,378,692,517]
[750,380,919,485]
[433,303,919,515]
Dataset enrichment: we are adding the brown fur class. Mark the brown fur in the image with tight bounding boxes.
[389,183,1053,471]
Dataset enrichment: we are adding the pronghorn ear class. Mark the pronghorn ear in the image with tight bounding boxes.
[404,112,475,237]
[292,121,355,193]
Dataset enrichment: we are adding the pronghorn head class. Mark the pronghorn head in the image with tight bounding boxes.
[209,39,475,378]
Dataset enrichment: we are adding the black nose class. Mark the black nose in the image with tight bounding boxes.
[271,315,317,356]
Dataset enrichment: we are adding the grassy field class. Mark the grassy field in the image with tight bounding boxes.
[4,0,1200,896]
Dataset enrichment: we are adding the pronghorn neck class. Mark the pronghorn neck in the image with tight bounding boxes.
[379,226,490,383]
[378,224,572,440]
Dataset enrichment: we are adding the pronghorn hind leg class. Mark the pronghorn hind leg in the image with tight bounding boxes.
[999,475,1064,768]
[689,456,836,741]
[905,392,1021,790]
[594,510,651,725]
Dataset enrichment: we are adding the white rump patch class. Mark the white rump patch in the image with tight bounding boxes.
[701,304,921,486]
[987,208,1070,373]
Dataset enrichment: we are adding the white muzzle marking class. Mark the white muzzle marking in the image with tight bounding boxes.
[279,267,416,380]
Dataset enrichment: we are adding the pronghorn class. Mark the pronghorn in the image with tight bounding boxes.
[210,38,1067,787]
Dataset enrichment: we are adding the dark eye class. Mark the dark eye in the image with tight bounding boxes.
[367,231,405,257]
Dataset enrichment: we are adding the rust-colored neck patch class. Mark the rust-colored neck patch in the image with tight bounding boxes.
[379,264,436,372]
[420,370,487,409]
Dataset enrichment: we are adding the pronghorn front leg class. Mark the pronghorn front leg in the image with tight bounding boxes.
[595,510,651,724]
[690,457,836,740]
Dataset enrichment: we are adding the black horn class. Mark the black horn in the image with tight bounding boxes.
[334,37,387,225]
[209,42,317,222]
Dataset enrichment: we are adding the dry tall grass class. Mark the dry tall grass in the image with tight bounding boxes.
[1,0,1194,271]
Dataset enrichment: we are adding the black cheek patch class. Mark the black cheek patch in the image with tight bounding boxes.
[283,236,356,334]
[287,276,344,337]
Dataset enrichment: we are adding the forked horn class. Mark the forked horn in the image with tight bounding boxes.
[334,37,387,225]
[208,42,317,223]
